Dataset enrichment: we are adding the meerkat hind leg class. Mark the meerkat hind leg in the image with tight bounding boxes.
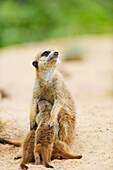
[41,147,54,169]
[20,129,35,169]
[35,153,40,165]
[34,144,43,165]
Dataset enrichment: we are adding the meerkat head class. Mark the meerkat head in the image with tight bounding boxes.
[32,50,60,71]
[38,100,52,113]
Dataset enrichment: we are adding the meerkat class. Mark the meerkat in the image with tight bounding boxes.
[30,49,76,147]
[30,49,82,161]
[34,100,55,169]
[20,100,54,169]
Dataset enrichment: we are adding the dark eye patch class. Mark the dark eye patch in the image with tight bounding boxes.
[41,51,50,57]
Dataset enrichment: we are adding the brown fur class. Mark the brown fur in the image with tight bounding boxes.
[34,100,54,168]
[20,129,35,169]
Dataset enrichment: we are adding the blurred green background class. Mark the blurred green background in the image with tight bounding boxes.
[0,0,112,48]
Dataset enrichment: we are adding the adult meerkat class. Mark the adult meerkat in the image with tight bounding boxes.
[30,49,76,146]
[20,48,82,168]
[20,100,54,169]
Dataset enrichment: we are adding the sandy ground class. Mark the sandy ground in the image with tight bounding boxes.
[0,36,113,170]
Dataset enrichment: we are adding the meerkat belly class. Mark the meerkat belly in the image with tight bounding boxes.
[39,86,54,105]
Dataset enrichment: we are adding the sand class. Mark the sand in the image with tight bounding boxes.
[0,36,113,170]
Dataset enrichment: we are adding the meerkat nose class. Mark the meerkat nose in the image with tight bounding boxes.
[54,51,59,56]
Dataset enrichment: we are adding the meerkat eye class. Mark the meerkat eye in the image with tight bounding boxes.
[41,51,50,57]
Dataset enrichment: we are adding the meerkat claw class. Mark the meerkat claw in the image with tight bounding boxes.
[36,158,40,165]
[48,121,54,130]
[48,124,53,130]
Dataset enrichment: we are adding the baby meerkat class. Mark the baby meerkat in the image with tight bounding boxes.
[20,100,55,169]
[34,100,55,168]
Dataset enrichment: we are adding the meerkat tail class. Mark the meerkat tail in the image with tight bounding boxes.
[53,147,82,159]
[41,147,54,169]
[59,152,82,159]
[52,140,82,160]
[0,137,22,147]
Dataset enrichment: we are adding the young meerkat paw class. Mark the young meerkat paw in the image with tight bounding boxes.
[48,121,54,129]
[48,118,56,129]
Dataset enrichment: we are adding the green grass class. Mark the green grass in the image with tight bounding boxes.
[0,0,112,47]
[0,121,9,126]
[0,110,10,126]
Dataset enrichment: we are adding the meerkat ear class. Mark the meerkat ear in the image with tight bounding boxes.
[32,61,38,68]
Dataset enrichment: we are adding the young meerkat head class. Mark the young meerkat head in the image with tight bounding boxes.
[38,100,52,113]
[32,50,60,70]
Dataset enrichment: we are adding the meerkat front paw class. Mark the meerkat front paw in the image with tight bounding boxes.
[48,119,55,129]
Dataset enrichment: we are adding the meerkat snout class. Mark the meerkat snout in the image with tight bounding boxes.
[54,51,59,56]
